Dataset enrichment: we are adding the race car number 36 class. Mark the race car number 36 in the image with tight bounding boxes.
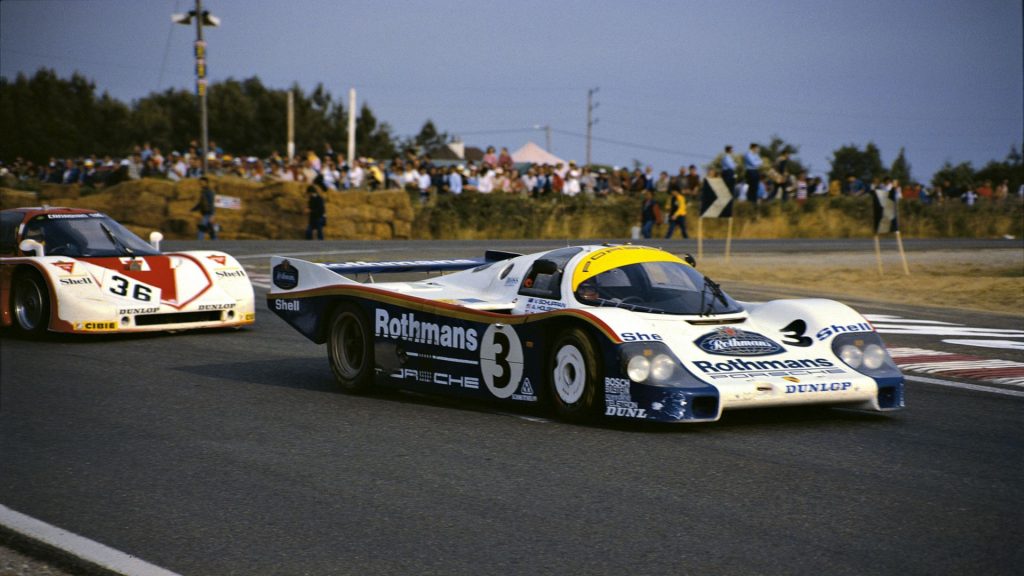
[480,324,524,399]
[106,274,160,302]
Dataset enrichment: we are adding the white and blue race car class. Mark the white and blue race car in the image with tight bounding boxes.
[268,244,904,423]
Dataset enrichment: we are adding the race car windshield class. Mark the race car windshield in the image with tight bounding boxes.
[22,214,160,257]
[574,261,742,315]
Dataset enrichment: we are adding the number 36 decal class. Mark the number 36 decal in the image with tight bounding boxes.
[107,274,159,302]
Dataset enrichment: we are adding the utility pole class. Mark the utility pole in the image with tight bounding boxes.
[532,124,552,152]
[286,90,295,162]
[586,87,599,167]
[173,1,220,175]
[347,88,357,167]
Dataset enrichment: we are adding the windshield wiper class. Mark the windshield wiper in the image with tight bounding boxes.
[101,222,135,259]
[700,276,728,317]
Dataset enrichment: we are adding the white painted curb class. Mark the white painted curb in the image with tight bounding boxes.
[905,374,1024,398]
[0,504,182,576]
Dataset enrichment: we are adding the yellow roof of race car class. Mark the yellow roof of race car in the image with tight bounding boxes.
[571,246,687,290]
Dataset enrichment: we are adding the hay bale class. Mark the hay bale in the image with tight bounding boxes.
[38,183,80,202]
[0,188,39,209]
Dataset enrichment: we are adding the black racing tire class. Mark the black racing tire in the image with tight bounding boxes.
[327,302,375,393]
[548,327,602,422]
[12,269,50,336]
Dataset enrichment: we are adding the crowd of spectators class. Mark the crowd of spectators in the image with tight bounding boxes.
[1,141,1020,209]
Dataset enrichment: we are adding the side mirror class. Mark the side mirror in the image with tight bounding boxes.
[149,231,164,251]
[19,239,44,257]
[684,253,697,267]
[532,259,559,275]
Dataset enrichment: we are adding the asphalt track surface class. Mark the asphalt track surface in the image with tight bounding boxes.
[1,239,1022,575]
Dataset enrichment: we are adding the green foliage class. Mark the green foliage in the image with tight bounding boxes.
[975,147,1024,192]
[928,145,1023,194]
[756,134,806,175]
[931,161,975,190]
[0,70,399,162]
[829,142,886,183]
[412,193,1023,240]
[0,68,132,160]
[404,120,449,154]
[890,147,912,184]
[354,103,397,160]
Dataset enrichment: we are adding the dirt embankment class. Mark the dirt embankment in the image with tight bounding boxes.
[697,249,1023,316]
[0,179,414,240]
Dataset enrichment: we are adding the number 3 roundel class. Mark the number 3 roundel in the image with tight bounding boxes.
[480,324,524,399]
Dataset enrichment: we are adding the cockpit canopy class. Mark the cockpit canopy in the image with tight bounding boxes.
[570,247,742,315]
[20,212,159,257]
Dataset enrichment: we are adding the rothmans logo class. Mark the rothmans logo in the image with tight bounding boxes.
[273,260,299,290]
[695,327,783,356]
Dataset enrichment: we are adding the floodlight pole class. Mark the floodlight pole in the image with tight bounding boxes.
[175,1,218,175]
[195,0,208,175]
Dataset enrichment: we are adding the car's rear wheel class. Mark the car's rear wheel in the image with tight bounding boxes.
[327,302,374,393]
[548,327,602,422]
[12,269,50,336]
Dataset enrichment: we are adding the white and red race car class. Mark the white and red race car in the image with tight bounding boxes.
[1,207,254,335]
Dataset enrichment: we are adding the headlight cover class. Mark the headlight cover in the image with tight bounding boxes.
[620,342,682,386]
[832,332,901,379]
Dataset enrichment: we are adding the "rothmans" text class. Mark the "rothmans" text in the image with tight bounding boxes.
[375,309,479,351]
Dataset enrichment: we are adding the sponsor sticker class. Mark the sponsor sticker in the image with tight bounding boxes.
[695,327,783,356]
[815,322,874,341]
[118,306,160,315]
[272,260,299,290]
[524,297,565,313]
[51,261,75,274]
[785,381,853,394]
[215,269,247,279]
[511,378,537,402]
[621,332,662,342]
[274,299,300,312]
[75,321,118,331]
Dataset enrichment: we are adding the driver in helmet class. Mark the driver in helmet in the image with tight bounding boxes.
[575,277,603,304]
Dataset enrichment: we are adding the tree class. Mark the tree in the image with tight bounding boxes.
[0,68,131,161]
[757,134,806,175]
[930,161,975,190]
[354,102,397,160]
[406,119,449,154]
[829,142,885,183]
[975,144,1024,192]
[889,147,912,184]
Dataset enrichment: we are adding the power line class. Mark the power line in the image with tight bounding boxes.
[449,128,537,137]
[551,128,716,160]
[156,0,183,92]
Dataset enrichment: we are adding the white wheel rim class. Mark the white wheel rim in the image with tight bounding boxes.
[553,344,586,404]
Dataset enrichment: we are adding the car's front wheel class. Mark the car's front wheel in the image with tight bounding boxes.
[327,302,374,393]
[12,269,50,336]
[548,327,602,422]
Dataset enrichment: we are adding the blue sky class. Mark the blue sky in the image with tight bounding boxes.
[2,0,1021,180]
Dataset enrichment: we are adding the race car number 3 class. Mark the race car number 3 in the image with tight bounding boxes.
[480,324,524,399]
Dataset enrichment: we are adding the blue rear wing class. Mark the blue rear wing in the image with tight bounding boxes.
[325,250,520,276]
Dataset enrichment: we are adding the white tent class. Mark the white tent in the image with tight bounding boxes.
[511,141,567,166]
